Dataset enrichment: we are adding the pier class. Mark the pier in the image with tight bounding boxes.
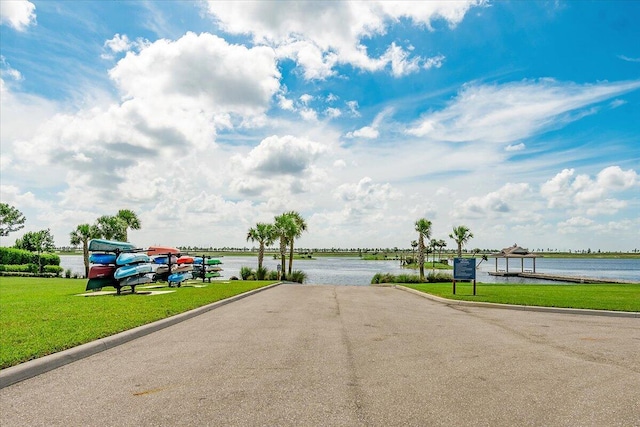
[488,271,637,284]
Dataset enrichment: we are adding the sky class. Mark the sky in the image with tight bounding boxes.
[1,0,639,252]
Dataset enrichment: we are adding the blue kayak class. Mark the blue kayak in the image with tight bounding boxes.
[89,253,116,265]
[168,272,191,283]
[114,263,152,280]
[116,252,150,266]
[88,239,136,252]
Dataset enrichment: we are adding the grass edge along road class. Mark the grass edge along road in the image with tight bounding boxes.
[0,277,275,369]
[405,282,640,312]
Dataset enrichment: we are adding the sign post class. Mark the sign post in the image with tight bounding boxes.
[453,258,476,295]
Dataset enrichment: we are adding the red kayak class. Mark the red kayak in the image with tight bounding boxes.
[88,265,116,279]
[176,256,194,265]
[147,246,180,256]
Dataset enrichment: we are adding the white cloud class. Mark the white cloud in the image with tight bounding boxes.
[109,32,280,118]
[346,126,379,139]
[453,183,532,219]
[540,166,638,214]
[234,134,327,177]
[424,54,445,69]
[332,177,400,223]
[0,0,36,31]
[205,0,483,78]
[505,143,525,152]
[406,79,640,143]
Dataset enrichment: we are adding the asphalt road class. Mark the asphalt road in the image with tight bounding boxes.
[1,285,639,426]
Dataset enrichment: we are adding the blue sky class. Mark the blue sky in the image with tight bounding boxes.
[1,0,639,251]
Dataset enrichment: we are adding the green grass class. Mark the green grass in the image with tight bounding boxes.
[404,282,640,312]
[0,277,275,369]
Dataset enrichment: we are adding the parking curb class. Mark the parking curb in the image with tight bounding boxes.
[0,282,282,389]
[394,285,640,318]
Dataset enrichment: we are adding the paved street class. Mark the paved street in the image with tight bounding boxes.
[1,284,639,426]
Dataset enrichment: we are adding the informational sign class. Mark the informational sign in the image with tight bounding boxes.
[453,257,476,280]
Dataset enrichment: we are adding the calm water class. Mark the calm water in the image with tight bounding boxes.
[60,255,640,285]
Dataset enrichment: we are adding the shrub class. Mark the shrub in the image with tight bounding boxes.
[255,266,268,280]
[239,266,255,280]
[427,271,452,282]
[289,270,307,284]
[396,274,422,283]
[267,271,279,280]
[43,265,63,276]
[65,269,72,278]
[0,247,61,266]
[371,273,397,284]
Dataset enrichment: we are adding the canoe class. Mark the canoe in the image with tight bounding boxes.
[89,253,116,265]
[116,252,150,266]
[88,265,116,279]
[168,272,191,283]
[114,263,152,280]
[176,256,194,264]
[119,274,152,287]
[205,272,221,278]
[194,257,222,265]
[172,264,194,273]
[206,266,223,272]
[85,277,119,291]
[147,246,180,256]
[88,239,136,252]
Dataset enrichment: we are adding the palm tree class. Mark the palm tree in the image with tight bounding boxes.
[116,209,141,241]
[95,215,127,241]
[449,225,474,258]
[435,239,447,263]
[285,211,307,275]
[246,222,276,270]
[415,218,432,282]
[70,223,101,277]
[274,213,297,279]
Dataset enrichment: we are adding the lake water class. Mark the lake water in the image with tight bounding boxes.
[60,255,640,285]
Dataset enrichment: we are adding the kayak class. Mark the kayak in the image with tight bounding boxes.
[194,257,222,265]
[116,252,150,266]
[89,253,117,265]
[172,264,194,273]
[88,239,136,252]
[119,274,152,287]
[114,263,152,280]
[168,272,190,284]
[85,277,119,291]
[147,246,180,256]
[88,265,116,279]
[153,255,178,265]
[177,256,194,264]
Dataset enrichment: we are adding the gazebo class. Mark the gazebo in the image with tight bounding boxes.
[489,244,541,276]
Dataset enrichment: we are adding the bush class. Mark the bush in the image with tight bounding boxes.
[288,270,307,284]
[371,271,452,284]
[427,271,452,282]
[395,274,422,283]
[43,265,63,276]
[267,271,279,280]
[65,269,72,278]
[239,266,255,280]
[256,266,268,280]
[0,247,60,266]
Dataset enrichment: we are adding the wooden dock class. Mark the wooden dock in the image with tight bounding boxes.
[488,271,637,284]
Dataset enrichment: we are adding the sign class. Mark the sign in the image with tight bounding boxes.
[453,257,476,280]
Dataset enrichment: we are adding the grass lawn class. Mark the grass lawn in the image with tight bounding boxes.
[404,282,640,312]
[0,277,276,369]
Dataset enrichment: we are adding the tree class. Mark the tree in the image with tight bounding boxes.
[116,209,141,241]
[0,203,26,237]
[285,211,307,275]
[247,222,276,270]
[274,213,297,280]
[95,215,127,241]
[435,239,447,263]
[70,223,101,278]
[415,218,432,282]
[15,229,55,273]
[449,225,474,258]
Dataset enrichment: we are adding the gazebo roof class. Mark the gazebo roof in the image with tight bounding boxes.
[490,244,541,258]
